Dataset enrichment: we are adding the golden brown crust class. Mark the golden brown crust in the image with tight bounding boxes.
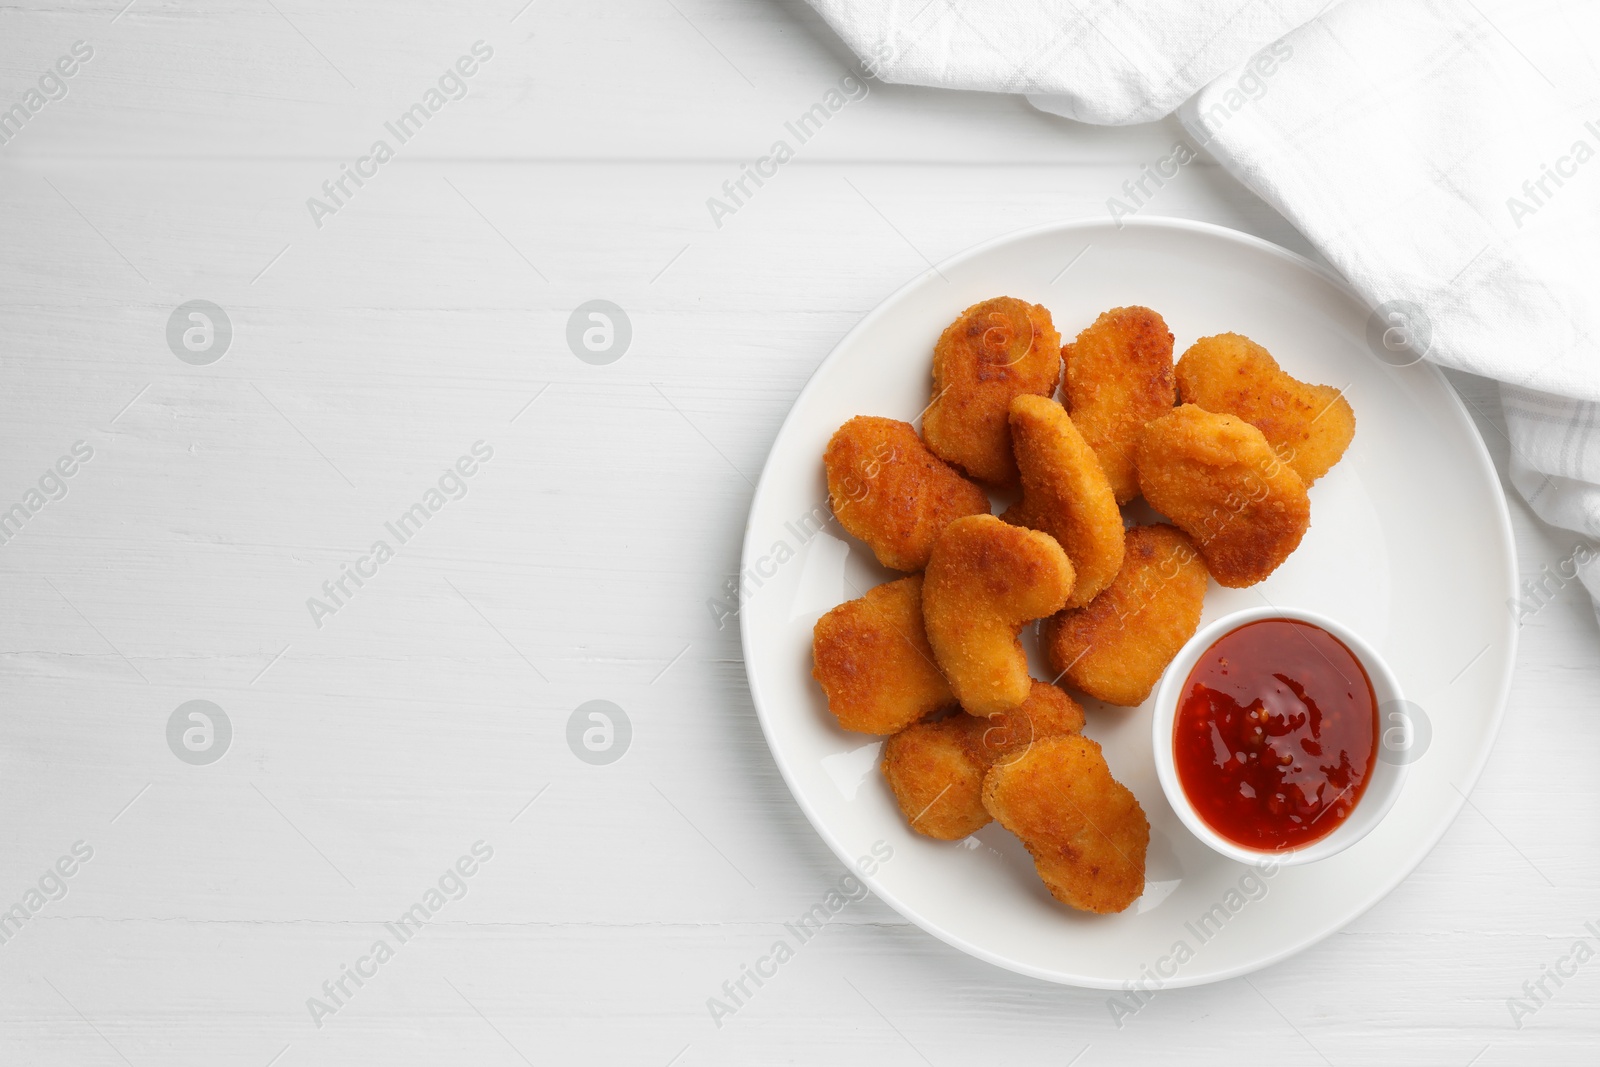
[1042,524,1209,706]
[1060,306,1176,503]
[1176,333,1355,485]
[922,297,1062,487]
[980,735,1149,914]
[1135,405,1310,588]
[881,682,1085,839]
[980,679,1088,750]
[921,515,1075,716]
[1002,395,1125,609]
[812,576,954,734]
[882,720,987,839]
[825,416,991,571]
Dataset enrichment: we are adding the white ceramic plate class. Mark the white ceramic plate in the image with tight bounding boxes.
[739,217,1517,989]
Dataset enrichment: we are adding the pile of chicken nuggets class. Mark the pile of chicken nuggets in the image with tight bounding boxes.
[812,297,1355,914]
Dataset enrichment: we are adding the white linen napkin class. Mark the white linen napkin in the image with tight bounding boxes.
[806,0,1600,619]
[808,0,1335,124]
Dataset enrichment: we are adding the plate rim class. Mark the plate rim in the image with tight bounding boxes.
[738,214,1519,988]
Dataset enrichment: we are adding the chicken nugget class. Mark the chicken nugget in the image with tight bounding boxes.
[1002,395,1125,609]
[1061,306,1176,503]
[1043,525,1208,706]
[881,682,1086,839]
[922,514,1074,716]
[981,735,1149,914]
[976,678,1088,756]
[1135,405,1310,587]
[883,684,1081,844]
[922,297,1062,487]
[881,717,987,839]
[1176,333,1355,485]
[813,576,953,735]
[825,416,990,571]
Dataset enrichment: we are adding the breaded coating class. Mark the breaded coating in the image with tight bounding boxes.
[1135,405,1310,588]
[881,682,1086,839]
[812,576,954,735]
[976,679,1088,755]
[1002,395,1125,609]
[825,416,990,571]
[922,514,1075,716]
[1061,306,1176,503]
[1176,333,1355,485]
[981,735,1149,914]
[1043,525,1209,707]
[882,719,988,839]
[922,297,1062,487]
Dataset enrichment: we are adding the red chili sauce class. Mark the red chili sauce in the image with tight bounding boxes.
[1174,619,1378,851]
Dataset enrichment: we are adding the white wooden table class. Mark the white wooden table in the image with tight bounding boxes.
[0,2,1595,1063]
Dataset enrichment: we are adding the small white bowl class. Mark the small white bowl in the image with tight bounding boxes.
[1151,605,1408,866]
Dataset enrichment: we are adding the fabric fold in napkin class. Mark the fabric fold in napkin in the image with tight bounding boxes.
[806,0,1334,125]
[806,0,1600,620]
